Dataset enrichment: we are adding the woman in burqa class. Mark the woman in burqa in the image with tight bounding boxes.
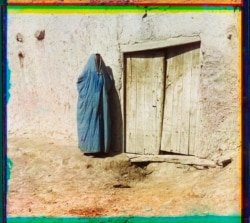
[77,54,113,155]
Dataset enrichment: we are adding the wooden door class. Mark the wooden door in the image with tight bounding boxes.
[125,51,165,155]
[160,43,201,155]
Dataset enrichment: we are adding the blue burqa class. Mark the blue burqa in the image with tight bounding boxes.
[77,54,113,154]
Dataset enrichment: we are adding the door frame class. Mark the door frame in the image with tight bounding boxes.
[120,36,201,154]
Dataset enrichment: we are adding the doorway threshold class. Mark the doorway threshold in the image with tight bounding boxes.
[126,154,217,168]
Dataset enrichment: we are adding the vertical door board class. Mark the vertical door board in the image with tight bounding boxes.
[189,47,201,155]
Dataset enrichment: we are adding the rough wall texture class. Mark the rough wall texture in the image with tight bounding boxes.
[7,10,241,157]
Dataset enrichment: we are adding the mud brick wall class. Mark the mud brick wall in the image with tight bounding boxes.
[7,9,241,157]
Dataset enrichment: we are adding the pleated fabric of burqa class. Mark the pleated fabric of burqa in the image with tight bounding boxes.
[77,54,113,154]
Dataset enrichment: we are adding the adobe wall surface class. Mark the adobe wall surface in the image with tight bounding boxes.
[7,10,241,157]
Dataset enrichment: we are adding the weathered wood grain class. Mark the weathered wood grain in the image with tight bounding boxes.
[125,51,164,155]
[161,43,201,156]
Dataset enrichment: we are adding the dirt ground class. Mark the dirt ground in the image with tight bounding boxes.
[7,135,241,217]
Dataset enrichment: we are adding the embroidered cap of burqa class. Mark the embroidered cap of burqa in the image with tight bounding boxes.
[77,54,113,154]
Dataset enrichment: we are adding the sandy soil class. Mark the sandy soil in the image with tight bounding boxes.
[7,135,241,217]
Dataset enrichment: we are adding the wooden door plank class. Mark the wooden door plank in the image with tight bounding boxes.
[189,47,201,155]
[170,53,185,153]
[189,67,199,155]
[144,56,156,154]
[126,55,137,153]
[143,65,153,154]
[153,55,165,154]
[144,82,154,153]
[136,58,145,154]
[161,57,174,152]
[179,49,192,154]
